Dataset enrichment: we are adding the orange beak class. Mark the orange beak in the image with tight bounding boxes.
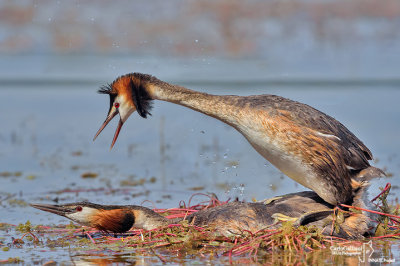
[93,109,124,149]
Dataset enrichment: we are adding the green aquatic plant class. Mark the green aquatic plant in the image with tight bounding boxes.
[9,186,400,263]
[0,257,23,264]
[16,221,32,233]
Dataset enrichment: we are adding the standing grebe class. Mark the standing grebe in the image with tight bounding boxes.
[30,185,373,239]
[93,73,384,205]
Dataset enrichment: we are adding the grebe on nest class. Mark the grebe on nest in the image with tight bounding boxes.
[31,184,374,239]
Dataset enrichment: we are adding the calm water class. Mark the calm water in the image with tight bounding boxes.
[1,80,400,263]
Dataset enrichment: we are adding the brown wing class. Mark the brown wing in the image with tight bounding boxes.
[239,95,372,171]
[186,192,333,230]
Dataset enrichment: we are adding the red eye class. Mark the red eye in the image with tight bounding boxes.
[114,103,120,108]
[76,206,82,212]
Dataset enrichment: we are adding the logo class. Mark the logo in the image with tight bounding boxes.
[330,240,395,263]
[358,240,374,263]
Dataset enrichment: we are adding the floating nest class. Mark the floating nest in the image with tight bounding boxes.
[2,183,399,264]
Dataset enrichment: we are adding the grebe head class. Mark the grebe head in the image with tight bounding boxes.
[30,202,99,226]
[93,73,153,149]
[30,202,136,233]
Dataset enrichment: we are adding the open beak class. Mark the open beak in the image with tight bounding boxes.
[30,203,73,217]
[93,109,124,149]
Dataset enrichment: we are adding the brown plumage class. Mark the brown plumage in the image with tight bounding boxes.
[92,209,135,233]
[30,185,373,239]
[94,73,385,205]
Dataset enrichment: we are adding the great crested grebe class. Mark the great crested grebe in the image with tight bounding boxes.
[30,184,373,239]
[93,73,385,205]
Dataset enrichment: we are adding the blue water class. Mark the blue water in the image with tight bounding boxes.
[0,61,399,263]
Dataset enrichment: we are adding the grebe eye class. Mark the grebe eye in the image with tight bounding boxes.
[114,103,120,108]
[76,206,83,212]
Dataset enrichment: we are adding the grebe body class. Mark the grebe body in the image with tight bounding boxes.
[31,185,372,239]
[93,73,385,205]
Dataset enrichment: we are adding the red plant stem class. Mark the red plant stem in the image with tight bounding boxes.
[167,224,183,228]
[371,183,391,202]
[372,233,400,239]
[153,232,178,238]
[285,235,292,252]
[154,242,173,247]
[85,232,96,244]
[304,244,315,251]
[387,218,400,224]
[340,204,400,220]
[234,246,253,256]
[259,230,282,239]
[295,236,303,250]
[192,225,206,231]
[241,229,254,237]
[151,248,167,263]
[263,240,273,249]
[292,237,299,252]
[141,199,157,210]
[228,237,238,257]
[13,231,39,244]
[128,239,165,247]
[311,238,323,248]
[188,193,213,207]
[29,232,39,242]
[232,242,253,254]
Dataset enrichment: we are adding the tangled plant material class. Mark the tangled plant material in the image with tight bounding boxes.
[13,186,400,262]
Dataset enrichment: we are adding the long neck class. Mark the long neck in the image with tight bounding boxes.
[131,207,195,230]
[131,206,171,230]
[147,80,242,128]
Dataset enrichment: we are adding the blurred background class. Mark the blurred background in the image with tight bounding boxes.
[1,0,400,82]
[1,0,400,225]
[1,0,400,262]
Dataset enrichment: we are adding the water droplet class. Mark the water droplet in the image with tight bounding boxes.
[195,39,199,43]
[239,184,245,196]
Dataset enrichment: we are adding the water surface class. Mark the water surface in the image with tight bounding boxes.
[1,80,399,263]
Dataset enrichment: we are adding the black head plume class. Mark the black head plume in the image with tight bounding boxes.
[129,75,153,118]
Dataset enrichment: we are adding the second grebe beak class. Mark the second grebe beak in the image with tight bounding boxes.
[93,105,123,149]
[30,203,75,217]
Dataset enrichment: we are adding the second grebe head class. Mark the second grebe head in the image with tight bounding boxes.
[30,202,136,233]
[93,73,154,149]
